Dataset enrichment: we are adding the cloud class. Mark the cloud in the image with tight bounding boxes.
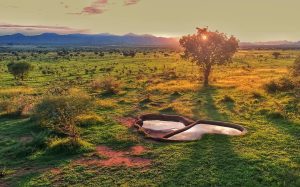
[68,0,140,15]
[0,24,89,34]
[124,0,140,6]
[70,0,108,15]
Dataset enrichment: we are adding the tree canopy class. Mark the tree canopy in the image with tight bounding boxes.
[7,61,33,81]
[180,28,239,86]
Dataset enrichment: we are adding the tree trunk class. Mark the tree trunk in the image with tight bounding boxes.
[203,66,211,87]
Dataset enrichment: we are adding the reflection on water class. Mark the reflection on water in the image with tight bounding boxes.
[168,123,243,140]
[143,120,185,132]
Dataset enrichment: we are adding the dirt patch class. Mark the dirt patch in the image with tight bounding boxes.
[96,146,127,157]
[50,168,61,175]
[130,145,147,155]
[116,117,136,128]
[74,145,150,167]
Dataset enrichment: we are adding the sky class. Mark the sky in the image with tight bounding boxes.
[0,0,299,42]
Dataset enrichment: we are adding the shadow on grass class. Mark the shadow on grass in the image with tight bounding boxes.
[265,117,300,142]
[192,86,228,121]
[158,86,299,186]
[0,117,81,185]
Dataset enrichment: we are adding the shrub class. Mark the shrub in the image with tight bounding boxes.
[251,91,263,99]
[221,95,235,103]
[33,90,94,141]
[90,79,102,91]
[264,80,278,93]
[7,62,33,80]
[264,78,295,93]
[98,78,120,94]
[272,52,281,59]
[122,51,136,57]
[0,95,36,117]
[291,56,300,77]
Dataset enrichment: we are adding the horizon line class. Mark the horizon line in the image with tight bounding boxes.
[0,32,299,43]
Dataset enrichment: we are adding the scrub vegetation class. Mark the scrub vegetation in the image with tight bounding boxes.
[0,48,299,186]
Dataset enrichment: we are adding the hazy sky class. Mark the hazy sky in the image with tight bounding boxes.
[0,0,299,41]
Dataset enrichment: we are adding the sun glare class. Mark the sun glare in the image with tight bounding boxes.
[202,35,208,40]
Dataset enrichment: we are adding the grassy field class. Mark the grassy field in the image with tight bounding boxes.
[0,50,299,186]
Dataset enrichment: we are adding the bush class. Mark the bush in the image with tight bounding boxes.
[90,79,102,91]
[122,51,136,57]
[221,95,235,103]
[251,91,263,99]
[33,90,94,141]
[0,95,36,117]
[264,77,295,93]
[272,52,281,59]
[264,80,278,93]
[291,56,300,77]
[98,78,120,94]
[7,62,33,80]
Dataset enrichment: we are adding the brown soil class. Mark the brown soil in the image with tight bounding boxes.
[50,168,61,175]
[116,117,136,128]
[130,145,147,155]
[74,145,150,167]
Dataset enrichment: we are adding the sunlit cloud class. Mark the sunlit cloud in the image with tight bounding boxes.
[69,0,108,15]
[0,24,89,35]
[124,0,140,6]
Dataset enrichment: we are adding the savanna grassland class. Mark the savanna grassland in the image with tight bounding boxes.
[0,49,299,186]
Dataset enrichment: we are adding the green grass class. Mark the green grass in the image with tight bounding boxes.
[0,50,299,186]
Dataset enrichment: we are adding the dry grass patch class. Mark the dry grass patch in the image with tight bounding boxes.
[0,87,35,97]
[147,80,198,93]
[96,99,117,109]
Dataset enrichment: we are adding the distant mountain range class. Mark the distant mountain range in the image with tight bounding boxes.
[0,33,179,47]
[239,41,300,49]
[0,33,300,49]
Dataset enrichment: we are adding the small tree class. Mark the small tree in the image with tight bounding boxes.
[34,90,94,142]
[7,62,33,81]
[180,28,238,86]
[272,52,281,59]
[291,56,300,76]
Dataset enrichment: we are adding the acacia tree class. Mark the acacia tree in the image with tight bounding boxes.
[272,52,281,59]
[7,62,33,81]
[180,28,239,86]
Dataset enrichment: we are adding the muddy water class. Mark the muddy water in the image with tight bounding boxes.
[142,120,186,132]
[168,123,243,141]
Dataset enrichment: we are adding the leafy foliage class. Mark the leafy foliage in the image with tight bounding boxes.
[7,62,33,81]
[272,52,281,59]
[33,90,94,140]
[180,27,238,86]
[264,77,295,93]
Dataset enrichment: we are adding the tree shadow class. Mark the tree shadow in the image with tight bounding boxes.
[192,86,228,121]
[158,87,299,186]
[0,117,78,185]
[265,117,300,140]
